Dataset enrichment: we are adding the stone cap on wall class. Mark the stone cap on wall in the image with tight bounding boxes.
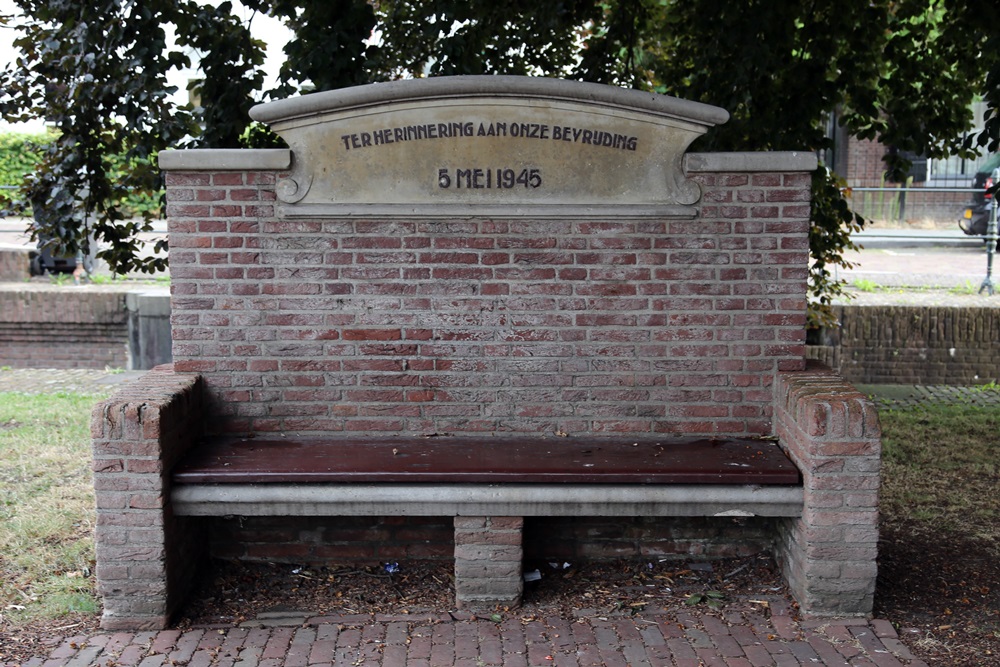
[158,148,291,172]
[250,76,730,127]
[685,152,818,173]
[159,76,819,219]
[158,149,818,176]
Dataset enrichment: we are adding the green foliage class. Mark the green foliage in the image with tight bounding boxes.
[851,279,880,293]
[377,0,599,79]
[970,379,1000,392]
[949,280,979,296]
[808,169,864,327]
[0,131,49,187]
[960,1,1000,157]
[684,590,726,609]
[176,1,267,148]
[0,131,161,218]
[253,0,380,94]
[574,0,656,88]
[240,122,287,149]
[0,0,198,274]
[839,0,988,181]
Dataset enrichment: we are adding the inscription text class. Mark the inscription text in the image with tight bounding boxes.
[341,121,638,153]
[438,168,542,190]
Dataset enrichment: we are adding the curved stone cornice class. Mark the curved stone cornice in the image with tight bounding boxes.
[247,76,729,218]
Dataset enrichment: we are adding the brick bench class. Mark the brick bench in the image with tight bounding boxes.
[92,363,880,630]
[170,434,803,609]
[92,81,883,630]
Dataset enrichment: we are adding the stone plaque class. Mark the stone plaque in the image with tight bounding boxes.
[249,76,728,217]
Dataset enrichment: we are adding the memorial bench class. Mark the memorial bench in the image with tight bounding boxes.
[91,77,882,631]
[170,434,803,609]
[94,364,880,630]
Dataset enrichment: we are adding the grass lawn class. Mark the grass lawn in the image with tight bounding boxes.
[875,397,1000,664]
[0,391,105,626]
[879,400,1000,545]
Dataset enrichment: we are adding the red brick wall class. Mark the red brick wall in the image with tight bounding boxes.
[523,516,775,561]
[844,138,969,221]
[200,515,774,566]
[208,516,455,563]
[846,138,890,188]
[773,364,881,615]
[91,368,206,630]
[808,304,1000,384]
[164,166,810,438]
[0,287,129,369]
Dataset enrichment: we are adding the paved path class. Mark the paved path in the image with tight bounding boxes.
[17,605,928,667]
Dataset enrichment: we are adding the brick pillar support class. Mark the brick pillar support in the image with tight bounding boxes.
[91,365,205,630]
[454,516,524,609]
[773,361,881,617]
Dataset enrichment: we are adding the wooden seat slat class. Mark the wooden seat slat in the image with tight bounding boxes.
[172,435,800,485]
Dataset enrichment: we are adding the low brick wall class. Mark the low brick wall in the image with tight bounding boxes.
[0,245,31,281]
[808,303,1000,385]
[524,516,775,560]
[0,285,130,369]
[202,514,774,565]
[207,515,456,562]
[0,284,172,370]
[91,367,206,630]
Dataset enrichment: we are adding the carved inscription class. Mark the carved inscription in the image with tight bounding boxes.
[340,121,638,153]
[438,167,542,189]
[249,77,729,213]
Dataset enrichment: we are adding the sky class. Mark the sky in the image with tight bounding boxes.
[0,0,292,132]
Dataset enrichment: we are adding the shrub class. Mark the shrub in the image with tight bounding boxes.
[0,131,50,188]
[0,130,160,216]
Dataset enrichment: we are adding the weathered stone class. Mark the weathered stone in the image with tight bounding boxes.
[248,76,729,216]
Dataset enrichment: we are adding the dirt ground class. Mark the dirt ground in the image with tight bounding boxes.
[875,526,1000,665]
[174,553,788,627]
[172,535,1000,666]
[4,537,998,667]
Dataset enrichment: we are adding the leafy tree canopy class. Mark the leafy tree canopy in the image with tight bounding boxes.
[0,0,997,324]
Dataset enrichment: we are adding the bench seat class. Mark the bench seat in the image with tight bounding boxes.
[170,435,803,518]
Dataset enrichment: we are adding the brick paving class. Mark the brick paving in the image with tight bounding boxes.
[1,369,956,666]
[10,604,930,667]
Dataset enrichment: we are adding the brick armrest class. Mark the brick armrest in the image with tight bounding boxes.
[91,364,205,630]
[92,364,205,474]
[773,361,882,617]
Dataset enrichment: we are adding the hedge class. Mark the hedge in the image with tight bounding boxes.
[0,131,49,188]
[0,130,160,216]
